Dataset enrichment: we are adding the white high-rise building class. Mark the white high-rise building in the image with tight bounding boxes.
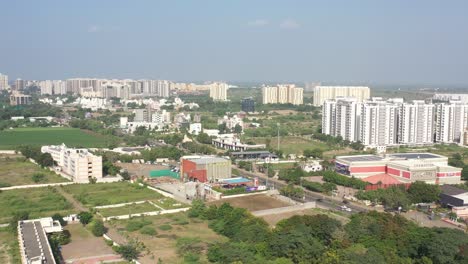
[262,86,278,104]
[0,73,9,90]
[209,82,229,101]
[262,84,303,105]
[435,101,468,144]
[398,100,435,145]
[359,99,399,147]
[322,98,360,142]
[313,86,370,106]
[41,144,103,183]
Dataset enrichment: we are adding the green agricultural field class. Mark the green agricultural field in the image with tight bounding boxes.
[245,136,330,155]
[62,182,164,207]
[0,155,68,187]
[0,127,118,149]
[97,202,160,217]
[0,187,74,224]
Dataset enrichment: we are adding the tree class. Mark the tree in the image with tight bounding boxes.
[234,124,243,134]
[407,181,440,204]
[462,165,468,181]
[115,243,141,261]
[133,126,147,136]
[52,213,66,226]
[77,211,93,225]
[89,219,106,236]
[196,132,212,144]
[37,153,55,167]
[303,148,324,159]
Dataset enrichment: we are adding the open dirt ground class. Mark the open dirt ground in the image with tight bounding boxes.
[209,194,290,212]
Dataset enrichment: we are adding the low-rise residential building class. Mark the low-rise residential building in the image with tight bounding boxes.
[335,153,461,184]
[440,185,468,219]
[189,123,202,135]
[180,155,232,183]
[41,144,103,183]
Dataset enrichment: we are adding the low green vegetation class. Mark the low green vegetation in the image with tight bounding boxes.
[62,182,163,207]
[188,200,468,263]
[0,227,21,263]
[0,127,118,149]
[98,202,160,217]
[0,187,74,224]
[0,155,68,186]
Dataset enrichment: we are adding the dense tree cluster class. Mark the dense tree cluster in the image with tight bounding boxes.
[356,181,441,210]
[188,201,468,263]
[449,153,468,180]
[16,145,55,167]
[140,146,185,161]
[181,142,217,155]
[322,171,368,189]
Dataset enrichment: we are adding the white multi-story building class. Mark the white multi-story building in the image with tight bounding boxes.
[322,98,360,142]
[435,101,468,144]
[433,93,468,104]
[262,84,304,105]
[313,86,370,106]
[15,79,25,90]
[38,80,66,95]
[41,144,103,183]
[399,100,434,145]
[218,114,244,131]
[189,123,202,135]
[209,82,229,101]
[359,99,399,147]
[0,73,9,90]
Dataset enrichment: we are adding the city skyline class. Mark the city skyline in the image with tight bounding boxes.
[1,0,468,85]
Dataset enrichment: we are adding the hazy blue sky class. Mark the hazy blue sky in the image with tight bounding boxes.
[1,0,467,85]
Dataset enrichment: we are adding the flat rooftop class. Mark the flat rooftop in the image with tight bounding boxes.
[20,220,55,264]
[191,157,229,165]
[388,153,442,159]
[337,155,384,162]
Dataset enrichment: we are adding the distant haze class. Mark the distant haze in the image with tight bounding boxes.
[1,0,467,86]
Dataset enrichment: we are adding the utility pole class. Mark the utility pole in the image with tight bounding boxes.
[277,122,280,151]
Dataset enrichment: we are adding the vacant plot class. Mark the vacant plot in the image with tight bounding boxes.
[0,228,20,264]
[62,182,164,207]
[0,187,74,224]
[61,223,118,262]
[108,212,227,263]
[260,208,350,226]
[0,127,118,149]
[0,155,68,187]
[98,202,160,217]
[209,194,290,212]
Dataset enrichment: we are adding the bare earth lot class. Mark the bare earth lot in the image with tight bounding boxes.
[61,223,120,263]
[209,194,290,212]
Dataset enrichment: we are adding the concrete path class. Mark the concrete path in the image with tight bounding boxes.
[0,182,74,191]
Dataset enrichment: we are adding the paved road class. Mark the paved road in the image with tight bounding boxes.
[233,166,369,215]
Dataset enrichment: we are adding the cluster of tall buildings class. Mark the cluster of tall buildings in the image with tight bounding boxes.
[262,84,304,105]
[322,97,468,149]
[208,82,229,101]
[313,86,370,106]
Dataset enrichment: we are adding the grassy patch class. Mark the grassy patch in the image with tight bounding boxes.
[108,212,227,263]
[0,187,74,224]
[98,202,160,217]
[0,127,119,149]
[152,198,186,210]
[0,227,21,264]
[0,155,68,186]
[62,182,164,207]
[244,136,330,155]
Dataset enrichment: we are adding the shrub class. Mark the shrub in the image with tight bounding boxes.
[139,226,157,236]
[89,219,107,236]
[105,238,114,247]
[114,243,140,261]
[31,173,46,183]
[159,224,172,231]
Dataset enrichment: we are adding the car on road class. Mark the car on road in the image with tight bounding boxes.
[340,205,352,212]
